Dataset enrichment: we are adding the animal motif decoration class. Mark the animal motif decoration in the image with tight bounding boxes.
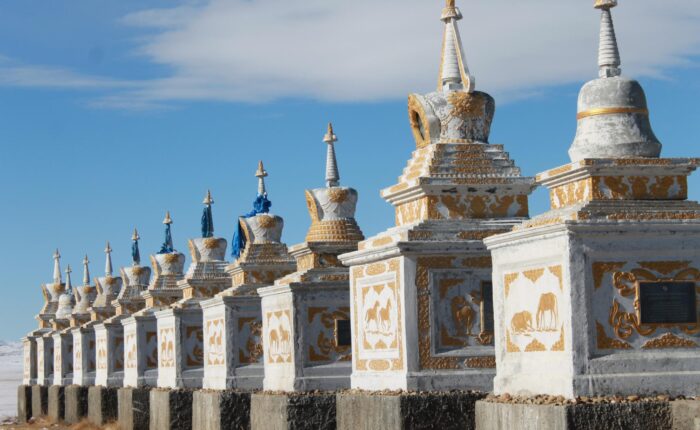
[511,311,534,334]
[451,296,475,336]
[536,293,558,331]
[365,300,393,335]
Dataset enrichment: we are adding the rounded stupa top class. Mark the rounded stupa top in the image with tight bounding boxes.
[568,0,661,161]
[55,265,75,319]
[407,0,494,148]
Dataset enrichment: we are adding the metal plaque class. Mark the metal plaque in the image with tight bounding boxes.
[638,281,697,325]
[334,319,352,347]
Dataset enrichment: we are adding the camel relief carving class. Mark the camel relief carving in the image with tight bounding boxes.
[536,293,558,331]
[269,325,291,360]
[451,296,475,336]
[364,300,393,335]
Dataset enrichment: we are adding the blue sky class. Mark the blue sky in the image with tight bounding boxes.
[1,0,699,340]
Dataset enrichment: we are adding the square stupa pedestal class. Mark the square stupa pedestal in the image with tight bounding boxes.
[155,308,205,389]
[485,159,700,398]
[71,324,96,386]
[36,335,54,387]
[22,337,37,385]
[52,330,73,385]
[122,313,159,388]
[94,319,125,387]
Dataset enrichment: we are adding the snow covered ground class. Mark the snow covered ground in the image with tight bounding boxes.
[0,341,24,420]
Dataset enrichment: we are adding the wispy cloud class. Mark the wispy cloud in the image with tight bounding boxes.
[3,0,700,109]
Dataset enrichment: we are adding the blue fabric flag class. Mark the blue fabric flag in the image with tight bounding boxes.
[231,194,272,259]
[132,239,140,264]
[158,224,174,254]
[201,205,214,238]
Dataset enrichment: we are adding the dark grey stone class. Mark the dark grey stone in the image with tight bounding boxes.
[17,385,32,423]
[192,390,251,430]
[150,388,193,430]
[31,385,48,418]
[47,385,65,421]
[88,385,118,426]
[119,387,151,430]
[64,385,89,424]
[337,391,485,430]
[251,392,336,430]
[475,400,673,430]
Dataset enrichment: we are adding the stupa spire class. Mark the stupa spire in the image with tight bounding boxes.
[53,249,62,284]
[131,228,141,265]
[596,0,621,78]
[159,211,175,254]
[255,161,268,196]
[201,190,215,238]
[438,0,474,92]
[82,255,90,285]
[65,265,73,292]
[323,123,340,187]
[104,241,113,277]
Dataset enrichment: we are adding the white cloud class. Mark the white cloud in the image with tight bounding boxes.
[113,0,700,104]
[3,0,700,108]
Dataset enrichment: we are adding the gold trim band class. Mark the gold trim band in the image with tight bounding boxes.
[577,107,648,120]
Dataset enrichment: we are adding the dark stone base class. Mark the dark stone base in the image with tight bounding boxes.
[17,385,32,423]
[475,400,674,430]
[48,385,65,421]
[88,385,118,426]
[337,391,485,430]
[192,390,251,430]
[150,388,193,430]
[119,387,151,430]
[251,392,336,430]
[65,385,89,424]
[31,385,48,418]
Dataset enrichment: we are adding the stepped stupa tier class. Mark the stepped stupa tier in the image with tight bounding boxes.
[155,191,230,389]
[201,162,296,390]
[94,232,151,387]
[121,214,185,388]
[485,0,700,399]
[339,0,535,392]
[258,124,364,391]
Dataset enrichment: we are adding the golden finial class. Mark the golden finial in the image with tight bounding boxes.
[66,265,72,275]
[446,0,455,8]
[594,0,617,9]
[53,249,61,260]
[255,161,268,179]
[203,189,214,205]
[323,122,337,144]
[83,254,89,266]
[104,241,112,254]
[163,211,173,225]
[132,228,140,241]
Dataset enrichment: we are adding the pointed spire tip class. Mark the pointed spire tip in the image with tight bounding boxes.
[163,211,173,225]
[203,189,214,205]
[594,0,617,10]
[132,228,140,241]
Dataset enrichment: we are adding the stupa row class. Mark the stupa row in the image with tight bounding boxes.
[20,0,700,428]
